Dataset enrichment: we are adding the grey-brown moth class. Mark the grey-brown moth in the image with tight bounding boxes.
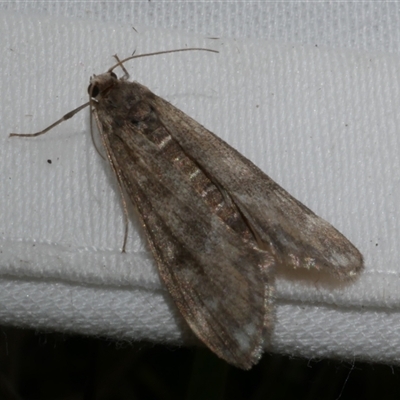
[10,49,363,370]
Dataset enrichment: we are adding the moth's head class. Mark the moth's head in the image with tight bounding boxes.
[88,71,118,99]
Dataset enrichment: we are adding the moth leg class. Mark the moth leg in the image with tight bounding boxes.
[112,54,130,81]
[93,110,129,252]
[113,172,129,253]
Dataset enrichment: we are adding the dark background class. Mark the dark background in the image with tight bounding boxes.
[1,324,399,400]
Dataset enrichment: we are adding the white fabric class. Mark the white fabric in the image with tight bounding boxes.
[1,4,399,364]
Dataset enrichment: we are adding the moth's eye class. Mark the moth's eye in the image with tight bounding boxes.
[88,84,100,97]
[110,72,117,79]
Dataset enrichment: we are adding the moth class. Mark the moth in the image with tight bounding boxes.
[10,49,363,369]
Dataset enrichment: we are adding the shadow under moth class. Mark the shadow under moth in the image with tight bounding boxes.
[10,49,363,370]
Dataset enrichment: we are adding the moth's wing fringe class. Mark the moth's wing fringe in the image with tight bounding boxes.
[153,98,364,279]
[106,115,275,369]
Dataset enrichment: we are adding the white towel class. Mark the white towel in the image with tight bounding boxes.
[1,7,398,364]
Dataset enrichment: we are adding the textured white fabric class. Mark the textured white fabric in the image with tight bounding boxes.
[1,4,399,364]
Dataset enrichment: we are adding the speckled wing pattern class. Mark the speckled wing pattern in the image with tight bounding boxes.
[90,72,363,369]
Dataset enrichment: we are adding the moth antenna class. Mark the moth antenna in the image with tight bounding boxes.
[107,48,218,73]
[112,54,130,80]
[9,102,90,138]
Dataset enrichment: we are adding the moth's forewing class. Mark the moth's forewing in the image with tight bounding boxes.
[92,76,275,369]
